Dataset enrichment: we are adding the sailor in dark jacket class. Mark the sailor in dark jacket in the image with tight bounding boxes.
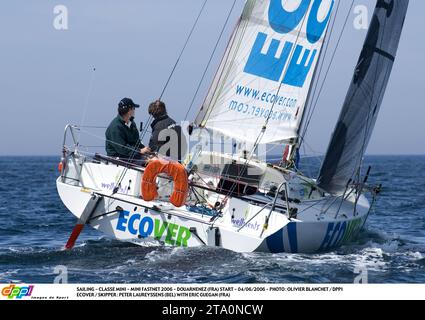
[148,100,185,160]
[105,98,150,159]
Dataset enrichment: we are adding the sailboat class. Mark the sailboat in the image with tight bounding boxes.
[57,0,409,253]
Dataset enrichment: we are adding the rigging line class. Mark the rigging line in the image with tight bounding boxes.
[300,0,341,142]
[184,0,237,122]
[78,145,104,148]
[220,5,311,202]
[260,3,310,138]
[295,200,325,215]
[193,18,248,197]
[191,185,212,207]
[190,187,202,205]
[198,1,275,125]
[160,0,208,101]
[200,2,307,117]
[139,0,209,141]
[199,16,245,126]
[200,6,343,128]
[139,119,152,145]
[301,0,353,143]
[254,4,310,143]
[78,126,107,129]
[113,0,209,194]
[77,67,97,142]
[300,0,355,146]
[201,5,335,125]
[198,1,256,125]
[219,18,311,201]
[201,0,284,125]
[77,128,142,154]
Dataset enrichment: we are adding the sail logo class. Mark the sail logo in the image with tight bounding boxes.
[1,285,34,299]
[244,0,333,88]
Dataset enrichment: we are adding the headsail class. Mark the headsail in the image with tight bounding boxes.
[318,0,409,194]
[195,0,334,144]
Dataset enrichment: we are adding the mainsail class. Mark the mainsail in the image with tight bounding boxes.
[318,0,409,194]
[195,0,334,144]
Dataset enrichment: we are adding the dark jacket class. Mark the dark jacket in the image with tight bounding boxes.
[149,115,185,160]
[105,116,144,158]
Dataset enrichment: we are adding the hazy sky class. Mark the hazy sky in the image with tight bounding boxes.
[0,0,423,156]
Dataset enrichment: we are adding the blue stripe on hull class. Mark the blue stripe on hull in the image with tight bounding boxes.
[264,217,366,254]
[265,222,298,253]
[287,222,298,253]
[266,228,285,253]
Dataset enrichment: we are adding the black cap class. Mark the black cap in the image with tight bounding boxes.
[118,98,140,109]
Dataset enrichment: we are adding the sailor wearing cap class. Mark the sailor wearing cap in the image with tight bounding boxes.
[105,98,151,159]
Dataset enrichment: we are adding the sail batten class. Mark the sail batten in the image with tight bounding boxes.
[318,0,409,194]
[195,0,335,144]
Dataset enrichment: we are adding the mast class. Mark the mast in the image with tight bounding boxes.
[317,0,409,194]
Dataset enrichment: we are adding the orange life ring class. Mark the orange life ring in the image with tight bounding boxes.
[141,159,189,207]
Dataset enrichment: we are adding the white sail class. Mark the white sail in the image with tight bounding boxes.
[195,0,334,144]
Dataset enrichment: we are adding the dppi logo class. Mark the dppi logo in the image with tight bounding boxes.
[244,0,334,87]
[2,285,34,299]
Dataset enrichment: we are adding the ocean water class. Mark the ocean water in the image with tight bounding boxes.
[0,156,424,284]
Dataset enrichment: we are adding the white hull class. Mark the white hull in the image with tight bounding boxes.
[57,153,370,253]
